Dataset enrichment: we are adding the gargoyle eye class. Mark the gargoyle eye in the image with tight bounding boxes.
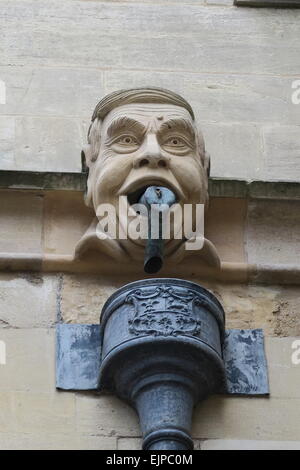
[164,137,186,147]
[117,136,138,145]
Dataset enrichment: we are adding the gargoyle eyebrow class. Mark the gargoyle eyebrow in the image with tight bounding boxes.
[106,116,146,138]
[158,118,195,140]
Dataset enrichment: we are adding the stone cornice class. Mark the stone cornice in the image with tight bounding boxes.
[1,170,300,200]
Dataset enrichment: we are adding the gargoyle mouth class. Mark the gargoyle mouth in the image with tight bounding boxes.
[122,179,183,206]
[127,185,178,206]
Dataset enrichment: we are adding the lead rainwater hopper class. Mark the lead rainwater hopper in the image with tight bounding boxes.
[97,278,226,451]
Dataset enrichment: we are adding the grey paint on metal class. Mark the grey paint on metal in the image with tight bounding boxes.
[56,324,269,395]
[234,0,300,7]
[223,328,269,395]
[56,323,101,390]
[138,186,177,274]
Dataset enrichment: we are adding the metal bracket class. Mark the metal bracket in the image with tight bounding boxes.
[56,324,269,395]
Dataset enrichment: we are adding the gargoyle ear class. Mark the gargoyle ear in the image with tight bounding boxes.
[204,151,211,178]
[81,144,93,172]
[81,146,93,207]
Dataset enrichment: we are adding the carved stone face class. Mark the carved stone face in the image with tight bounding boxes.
[85,102,209,245]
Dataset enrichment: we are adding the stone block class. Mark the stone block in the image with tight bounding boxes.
[0,66,33,116]
[0,191,43,254]
[0,116,15,170]
[0,329,56,392]
[205,198,247,263]
[212,284,299,336]
[2,3,300,75]
[266,337,300,398]
[105,71,299,127]
[206,283,279,334]
[16,67,104,118]
[0,392,14,433]
[0,274,58,328]
[13,391,76,434]
[75,393,140,436]
[193,396,300,440]
[76,434,117,450]
[200,122,261,179]
[0,432,76,450]
[117,437,201,450]
[117,438,142,450]
[0,432,116,450]
[201,439,300,450]
[205,0,233,4]
[262,126,300,181]
[0,430,116,450]
[247,199,300,266]
[43,191,93,256]
[60,274,123,323]
[14,116,83,172]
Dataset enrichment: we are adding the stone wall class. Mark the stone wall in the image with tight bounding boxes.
[1,271,300,449]
[0,0,300,451]
[0,0,300,181]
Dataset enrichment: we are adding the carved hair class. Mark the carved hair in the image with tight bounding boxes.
[84,87,208,170]
[91,87,195,122]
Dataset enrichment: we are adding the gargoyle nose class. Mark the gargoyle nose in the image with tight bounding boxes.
[133,134,168,169]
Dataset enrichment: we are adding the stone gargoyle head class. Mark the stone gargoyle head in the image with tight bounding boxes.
[75,87,219,268]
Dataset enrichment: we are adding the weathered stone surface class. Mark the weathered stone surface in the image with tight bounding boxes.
[201,439,300,450]
[0,329,55,392]
[117,437,202,450]
[0,431,116,450]
[117,438,142,451]
[60,274,123,323]
[75,393,140,436]
[206,0,233,4]
[43,191,93,256]
[205,198,247,263]
[98,0,205,3]
[266,337,300,398]
[0,67,104,118]
[0,1,299,180]
[263,126,300,181]
[2,3,299,75]
[247,199,300,266]
[209,283,279,334]
[105,71,300,127]
[60,275,300,337]
[0,117,15,170]
[193,396,300,440]
[0,191,43,254]
[201,122,261,179]
[14,117,83,172]
[1,67,299,177]
[13,391,76,434]
[208,283,300,337]
[0,274,58,328]
[0,67,33,116]
[0,392,14,433]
